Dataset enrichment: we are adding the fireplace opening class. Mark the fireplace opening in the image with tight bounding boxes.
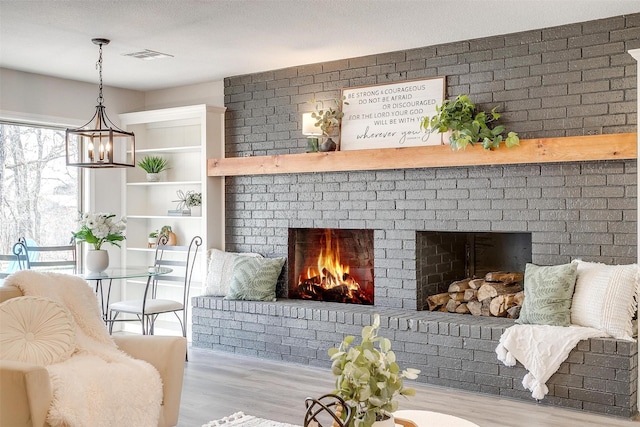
[288,228,374,305]
[416,231,532,311]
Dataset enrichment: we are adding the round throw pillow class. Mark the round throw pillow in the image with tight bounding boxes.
[0,296,76,365]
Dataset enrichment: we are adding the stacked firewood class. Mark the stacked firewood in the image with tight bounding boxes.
[426,271,524,318]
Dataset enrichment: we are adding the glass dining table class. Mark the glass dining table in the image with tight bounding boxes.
[77,266,172,320]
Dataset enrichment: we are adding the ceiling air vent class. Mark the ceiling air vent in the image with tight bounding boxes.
[123,49,173,60]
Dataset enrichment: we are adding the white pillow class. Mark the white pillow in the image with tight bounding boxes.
[0,296,76,365]
[203,249,263,296]
[571,260,639,340]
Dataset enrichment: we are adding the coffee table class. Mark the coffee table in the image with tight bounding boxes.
[395,410,479,427]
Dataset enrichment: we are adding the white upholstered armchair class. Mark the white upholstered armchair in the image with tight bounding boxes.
[0,273,187,427]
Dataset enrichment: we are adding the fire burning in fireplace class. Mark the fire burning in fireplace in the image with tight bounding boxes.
[288,228,374,305]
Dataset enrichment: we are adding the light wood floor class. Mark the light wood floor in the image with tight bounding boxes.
[179,347,640,427]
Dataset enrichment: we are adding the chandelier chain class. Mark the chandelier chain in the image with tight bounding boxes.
[96,42,104,106]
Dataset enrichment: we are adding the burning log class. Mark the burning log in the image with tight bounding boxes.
[294,228,374,305]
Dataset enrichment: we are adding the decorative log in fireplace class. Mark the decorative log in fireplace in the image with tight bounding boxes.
[427,271,525,318]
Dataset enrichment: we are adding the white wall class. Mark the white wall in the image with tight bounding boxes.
[0,68,144,127]
[0,67,145,271]
[144,80,224,109]
[0,68,225,306]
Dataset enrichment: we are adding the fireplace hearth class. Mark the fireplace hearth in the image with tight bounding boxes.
[288,228,374,305]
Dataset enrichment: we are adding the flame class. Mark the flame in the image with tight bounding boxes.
[298,229,364,300]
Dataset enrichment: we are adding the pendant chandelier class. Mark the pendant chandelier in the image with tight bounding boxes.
[66,38,135,168]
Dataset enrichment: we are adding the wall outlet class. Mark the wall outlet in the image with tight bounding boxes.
[584,127,602,136]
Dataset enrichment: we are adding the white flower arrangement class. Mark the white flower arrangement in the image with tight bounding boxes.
[72,212,126,250]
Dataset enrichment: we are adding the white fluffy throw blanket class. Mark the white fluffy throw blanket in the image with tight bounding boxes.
[6,271,162,427]
[496,324,606,400]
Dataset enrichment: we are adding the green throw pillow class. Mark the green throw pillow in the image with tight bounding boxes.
[516,262,578,326]
[225,256,286,301]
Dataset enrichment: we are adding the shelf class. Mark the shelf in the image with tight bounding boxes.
[207,133,637,177]
[135,145,201,154]
[127,180,201,187]
[127,215,202,220]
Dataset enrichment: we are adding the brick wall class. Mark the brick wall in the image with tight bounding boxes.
[222,14,639,309]
[225,14,639,154]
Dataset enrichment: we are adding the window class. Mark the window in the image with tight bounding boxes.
[0,122,81,265]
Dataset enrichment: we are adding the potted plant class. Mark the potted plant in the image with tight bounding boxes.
[311,97,348,152]
[421,94,520,151]
[72,212,126,273]
[137,155,169,182]
[147,230,158,248]
[186,191,202,216]
[328,314,420,427]
[159,225,177,246]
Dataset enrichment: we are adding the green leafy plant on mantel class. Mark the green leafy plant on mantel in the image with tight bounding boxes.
[328,314,420,427]
[310,96,348,137]
[421,94,520,151]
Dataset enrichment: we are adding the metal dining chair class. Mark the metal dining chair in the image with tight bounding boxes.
[16,237,77,272]
[107,235,202,338]
[0,242,29,280]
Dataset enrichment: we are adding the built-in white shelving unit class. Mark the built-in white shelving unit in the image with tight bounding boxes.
[118,104,225,334]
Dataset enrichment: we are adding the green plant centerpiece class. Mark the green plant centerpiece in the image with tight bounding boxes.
[137,155,169,181]
[328,314,420,427]
[421,94,520,150]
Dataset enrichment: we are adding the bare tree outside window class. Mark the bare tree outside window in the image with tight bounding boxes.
[0,123,80,268]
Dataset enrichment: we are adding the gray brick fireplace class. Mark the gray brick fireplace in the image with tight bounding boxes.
[194,13,639,418]
[221,14,638,309]
[224,160,636,310]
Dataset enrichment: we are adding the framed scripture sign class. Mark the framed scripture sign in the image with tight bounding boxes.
[340,77,446,151]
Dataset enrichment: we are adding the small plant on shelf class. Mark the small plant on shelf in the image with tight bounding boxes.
[421,94,520,151]
[172,190,201,209]
[159,225,177,246]
[185,191,202,208]
[137,155,169,181]
[147,230,158,248]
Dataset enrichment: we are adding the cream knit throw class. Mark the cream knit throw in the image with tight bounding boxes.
[6,270,162,427]
[496,324,606,400]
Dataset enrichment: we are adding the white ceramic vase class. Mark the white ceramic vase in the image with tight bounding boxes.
[86,249,109,273]
[372,415,395,427]
[146,173,160,182]
[190,205,202,216]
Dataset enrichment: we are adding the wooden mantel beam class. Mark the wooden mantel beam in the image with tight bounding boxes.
[207,133,637,177]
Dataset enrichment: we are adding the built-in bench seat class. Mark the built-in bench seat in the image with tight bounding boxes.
[192,296,638,418]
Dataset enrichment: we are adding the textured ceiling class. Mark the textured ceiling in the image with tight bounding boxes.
[1,0,639,91]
